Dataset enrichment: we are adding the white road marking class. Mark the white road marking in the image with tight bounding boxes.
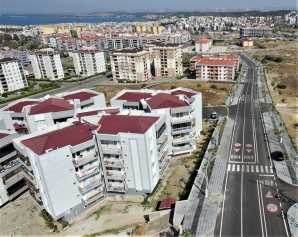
[228,164,231,171]
[256,166,259,173]
[265,166,269,173]
[279,203,282,208]
[232,164,235,172]
[247,165,250,172]
[259,174,274,177]
[242,165,245,172]
[241,172,243,237]
[258,182,268,237]
[251,165,254,172]
[256,180,265,237]
[237,165,240,172]
[260,166,264,173]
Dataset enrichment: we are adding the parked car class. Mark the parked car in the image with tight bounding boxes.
[271,151,284,161]
[211,112,217,119]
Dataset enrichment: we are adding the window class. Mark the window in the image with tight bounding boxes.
[156,123,166,139]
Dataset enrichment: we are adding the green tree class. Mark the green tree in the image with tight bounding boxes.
[13,34,19,41]
[181,229,195,237]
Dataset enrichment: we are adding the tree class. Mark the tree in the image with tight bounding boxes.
[2,34,12,41]
[13,34,19,41]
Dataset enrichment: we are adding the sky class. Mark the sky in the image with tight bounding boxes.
[1,0,297,13]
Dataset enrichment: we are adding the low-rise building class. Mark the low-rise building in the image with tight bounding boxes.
[0,130,27,206]
[29,49,64,80]
[0,58,28,94]
[195,38,212,52]
[240,38,254,47]
[240,27,271,38]
[110,48,151,82]
[72,49,106,76]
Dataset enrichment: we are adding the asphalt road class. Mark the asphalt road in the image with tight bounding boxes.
[213,54,296,236]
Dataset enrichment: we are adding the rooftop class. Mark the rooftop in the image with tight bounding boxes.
[62,91,99,102]
[4,101,38,113]
[0,58,18,63]
[73,49,103,53]
[0,133,10,140]
[77,108,120,120]
[146,93,187,109]
[21,123,96,155]
[116,92,153,102]
[170,89,196,99]
[196,39,211,44]
[111,48,145,54]
[97,115,159,135]
[29,98,74,115]
[196,59,235,66]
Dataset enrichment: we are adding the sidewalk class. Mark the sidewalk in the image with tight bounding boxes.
[287,203,298,237]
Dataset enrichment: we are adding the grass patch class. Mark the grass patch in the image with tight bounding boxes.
[92,204,113,220]
[62,61,74,69]
[122,204,131,214]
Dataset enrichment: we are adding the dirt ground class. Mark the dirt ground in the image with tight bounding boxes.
[95,85,142,102]
[153,81,233,106]
[253,39,297,49]
[248,47,298,148]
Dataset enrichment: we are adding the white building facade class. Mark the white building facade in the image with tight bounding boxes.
[72,49,106,77]
[29,49,64,80]
[0,58,28,93]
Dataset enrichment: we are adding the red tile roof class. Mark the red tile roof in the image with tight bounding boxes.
[4,101,38,113]
[97,115,159,135]
[29,98,74,115]
[146,93,187,109]
[159,198,177,210]
[62,91,98,102]
[77,108,120,119]
[196,39,211,44]
[116,92,153,102]
[197,59,235,67]
[0,133,10,140]
[21,123,96,155]
[171,90,196,98]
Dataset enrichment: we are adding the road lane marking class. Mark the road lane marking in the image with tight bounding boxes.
[228,164,231,171]
[258,182,268,236]
[256,180,265,237]
[251,165,254,172]
[256,166,259,172]
[232,164,235,172]
[246,165,250,172]
[237,165,240,172]
[260,166,264,173]
[265,166,269,173]
[259,174,274,177]
[242,165,245,172]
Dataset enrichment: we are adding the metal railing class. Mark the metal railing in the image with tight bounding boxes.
[172,126,192,132]
[72,152,98,167]
[82,191,105,205]
[79,178,103,194]
[76,166,100,181]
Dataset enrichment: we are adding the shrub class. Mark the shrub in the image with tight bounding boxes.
[276,84,287,89]
[265,55,274,61]
[271,82,275,87]
[210,84,218,89]
[171,85,176,89]
[274,57,283,62]
[197,83,201,87]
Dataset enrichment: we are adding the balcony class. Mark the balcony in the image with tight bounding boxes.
[172,145,193,155]
[0,160,21,177]
[173,136,193,145]
[10,185,28,200]
[104,158,124,168]
[172,126,192,133]
[108,183,128,193]
[0,150,17,163]
[101,145,122,154]
[158,149,168,165]
[3,171,24,188]
[76,166,100,182]
[29,190,43,208]
[18,152,32,170]
[82,191,105,206]
[79,177,103,194]
[171,116,192,123]
[157,137,168,153]
[21,166,36,183]
[72,151,98,167]
[106,170,126,180]
[159,160,169,178]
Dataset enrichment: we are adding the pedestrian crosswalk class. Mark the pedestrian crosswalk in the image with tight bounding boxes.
[239,98,259,102]
[228,164,273,174]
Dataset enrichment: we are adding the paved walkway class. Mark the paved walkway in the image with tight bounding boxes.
[287,203,298,237]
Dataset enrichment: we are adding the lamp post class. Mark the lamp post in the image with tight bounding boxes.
[197,170,208,198]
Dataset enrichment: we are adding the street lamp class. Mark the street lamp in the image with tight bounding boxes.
[197,170,208,198]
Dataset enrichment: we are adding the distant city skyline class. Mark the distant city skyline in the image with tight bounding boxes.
[0,0,297,14]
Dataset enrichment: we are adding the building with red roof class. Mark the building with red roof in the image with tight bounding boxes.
[195,38,212,52]
[0,130,27,206]
[12,109,167,222]
[111,88,202,156]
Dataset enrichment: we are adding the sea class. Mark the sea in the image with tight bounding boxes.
[0,15,145,26]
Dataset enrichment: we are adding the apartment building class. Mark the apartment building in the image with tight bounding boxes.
[0,130,27,206]
[195,38,212,52]
[110,87,202,155]
[108,38,124,50]
[57,37,77,51]
[240,27,271,38]
[152,42,183,78]
[0,58,28,94]
[29,49,64,80]
[12,110,166,221]
[9,51,31,65]
[110,48,151,82]
[190,54,240,80]
[72,49,106,77]
[0,90,106,133]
